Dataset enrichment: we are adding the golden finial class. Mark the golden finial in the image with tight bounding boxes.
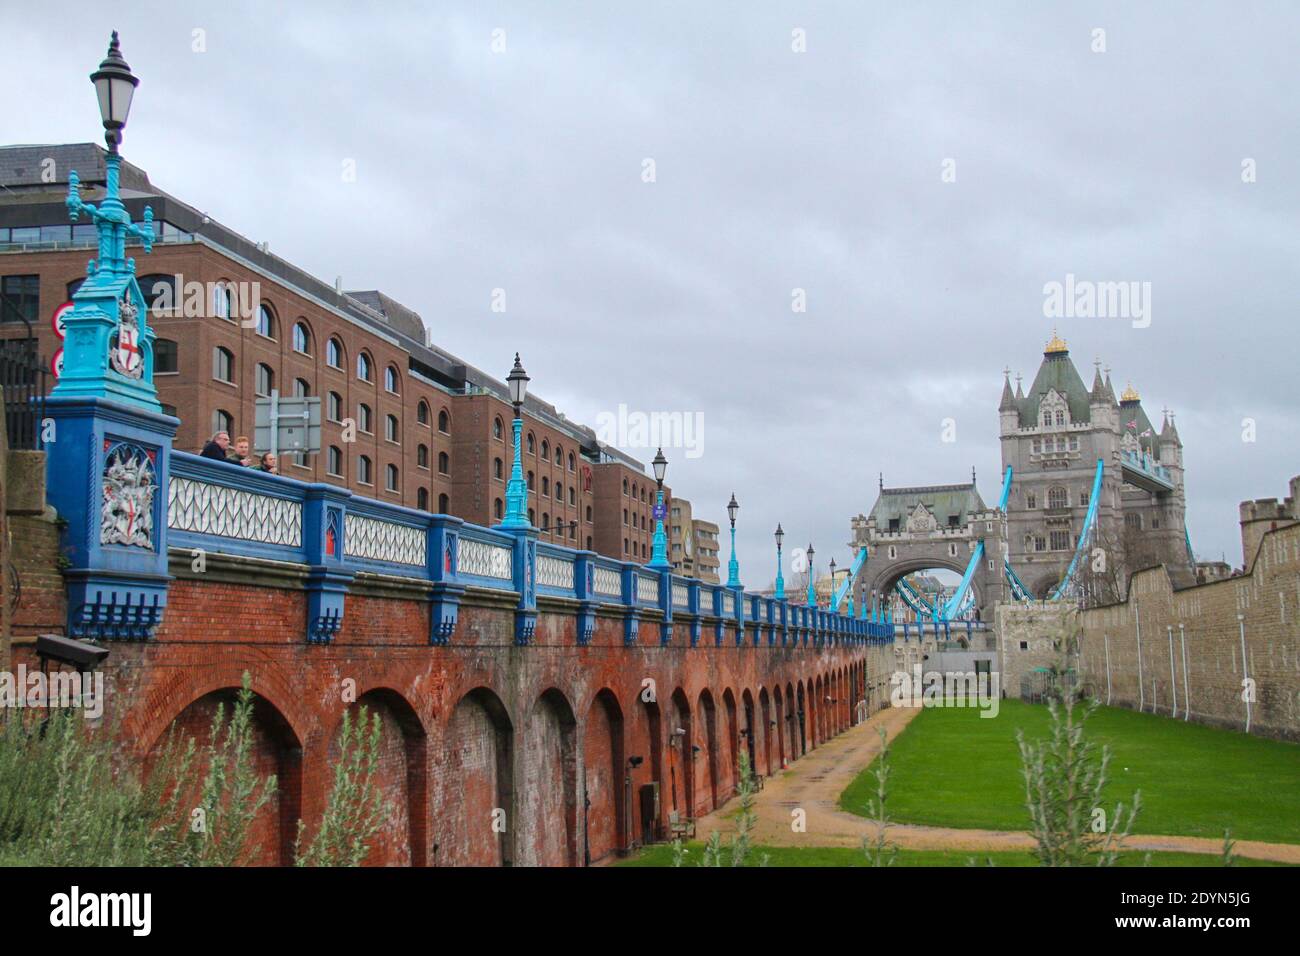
[1120,381,1140,402]
[1044,328,1068,354]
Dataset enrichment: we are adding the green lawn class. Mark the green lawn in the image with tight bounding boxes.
[840,701,1300,845]
[616,843,1278,867]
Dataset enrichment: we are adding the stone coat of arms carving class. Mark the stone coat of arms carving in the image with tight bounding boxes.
[905,503,938,533]
[110,295,145,379]
[101,443,156,549]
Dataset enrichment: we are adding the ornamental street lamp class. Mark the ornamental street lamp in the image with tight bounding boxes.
[805,543,816,605]
[647,448,670,569]
[92,32,139,154]
[829,557,838,608]
[725,493,741,587]
[499,354,531,529]
[773,523,785,600]
[56,31,160,411]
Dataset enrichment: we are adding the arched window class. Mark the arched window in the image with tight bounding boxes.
[293,378,310,398]
[417,487,429,511]
[439,493,451,514]
[212,408,233,436]
[385,365,400,393]
[417,400,429,426]
[623,478,629,495]
[358,455,373,484]
[213,346,234,383]
[437,408,450,434]
[417,444,429,469]
[1055,410,1065,426]
[527,432,535,454]
[358,403,372,433]
[585,505,592,522]
[326,337,344,369]
[541,439,550,460]
[255,363,274,397]
[438,451,449,475]
[586,536,593,550]
[212,283,234,322]
[569,486,576,506]
[494,498,504,520]
[155,338,178,374]
[542,476,550,496]
[527,470,534,490]
[356,351,372,382]
[493,457,503,479]
[554,445,563,466]
[137,274,176,316]
[385,463,399,492]
[255,303,276,339]
[327,392,342,421]
[327,445,343,476]
[385,414,399,443]
[568,452,575,472]
[555,482,563,501]
[292,321,311,354]
[1048,487,1068,510]
[528,508,535,525]
[493,417,504,440]
[542,513,550,531]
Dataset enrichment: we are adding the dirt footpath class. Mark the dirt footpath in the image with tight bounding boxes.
[692,706,1300,865]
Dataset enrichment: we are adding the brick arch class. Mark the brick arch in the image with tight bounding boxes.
[721,688,739,794]
[668,688,693,822]
[696,689,720,814]
[583,688,625,864]
[436,686,513,866]
[632,686,664,845]
[147,684,303,866]
[132,667,308,765]
[516,688,579,867]
[740,688,759,778]
[335,687,428,866]
[793,681,806,756]
[771,684,786,770]
[810,676,822,747]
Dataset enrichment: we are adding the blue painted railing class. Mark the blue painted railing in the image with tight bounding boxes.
[163,449,893,648]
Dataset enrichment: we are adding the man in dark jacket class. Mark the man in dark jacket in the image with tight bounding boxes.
[200,431,231,461]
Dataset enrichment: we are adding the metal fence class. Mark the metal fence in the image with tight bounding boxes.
[0,301,48,450]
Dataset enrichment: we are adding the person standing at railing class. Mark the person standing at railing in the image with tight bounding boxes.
[228,436,254,467]
[199,430,231,461]
[256,452,279,475]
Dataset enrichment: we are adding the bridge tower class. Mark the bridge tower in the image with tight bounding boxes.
[851,478,1008,624]
[1000,332,1192,599]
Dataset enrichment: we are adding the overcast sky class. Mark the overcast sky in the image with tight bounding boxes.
[9,1,1298,583]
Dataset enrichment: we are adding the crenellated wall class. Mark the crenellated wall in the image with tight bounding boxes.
[1076,522,1300,741]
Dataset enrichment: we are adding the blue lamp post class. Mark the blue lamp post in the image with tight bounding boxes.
[773,523,785,599]
[499,354,531,529]
[647,448,670,569]
[805,542,816,605]
[725,493,741,587]
[56,31,160,412]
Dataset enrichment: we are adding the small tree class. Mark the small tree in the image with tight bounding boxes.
[1017,690,1141,866]
[674,750,768,867]
[862,727,898,867]
[296,706,386,866]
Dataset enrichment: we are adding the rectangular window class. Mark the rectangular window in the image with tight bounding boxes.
[1,274,40,324]
[1034,536,1046,552]
[1049,530,1071,551]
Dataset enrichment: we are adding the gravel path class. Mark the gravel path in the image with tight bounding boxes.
[692,706,1300,865]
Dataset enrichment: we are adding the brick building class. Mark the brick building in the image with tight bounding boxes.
[0,143,664,561]
[669,497,721,583]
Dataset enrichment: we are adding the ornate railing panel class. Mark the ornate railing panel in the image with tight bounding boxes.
[168,476,302,548]
[458,536,513,580]
[343,513,425,567]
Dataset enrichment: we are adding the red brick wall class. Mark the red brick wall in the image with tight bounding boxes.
[29,569,885,867]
